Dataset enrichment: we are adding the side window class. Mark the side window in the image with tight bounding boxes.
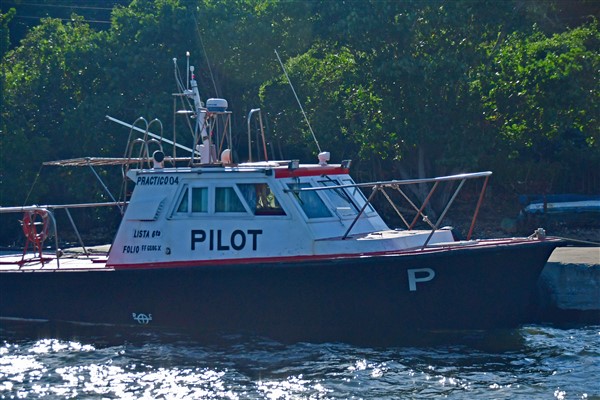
[287,182,332,219]
[176,187,189,213]
[342,178,374,213]
[238,183,286,216]
[215,187,246,213]
[191,187,208,213]
[175,186,208,214]
[319,179,359,216]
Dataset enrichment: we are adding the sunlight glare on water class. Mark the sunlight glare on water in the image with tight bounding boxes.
[0,324,598,399]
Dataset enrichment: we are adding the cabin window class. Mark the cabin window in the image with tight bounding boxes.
[318,179,359,216]
[176,187,189,213]
[342,178,374,213]
[215,187,246,213]
[191,187,209,213]
[175,186,208,214]
[237,183,286,216]
[287,182,332,219]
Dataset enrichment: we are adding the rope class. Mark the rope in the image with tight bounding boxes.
[553,236,600,246]
[22,164,44,206]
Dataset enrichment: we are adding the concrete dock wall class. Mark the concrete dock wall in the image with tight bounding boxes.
[536,246,600,323]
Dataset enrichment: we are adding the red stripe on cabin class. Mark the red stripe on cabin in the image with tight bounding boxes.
[274,166,349,178]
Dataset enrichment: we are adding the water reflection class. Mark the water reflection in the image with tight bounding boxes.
[1,320,598,399]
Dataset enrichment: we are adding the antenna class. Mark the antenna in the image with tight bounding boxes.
[191,13,219,97]
[186,51,190,90]
[274,49,322,154]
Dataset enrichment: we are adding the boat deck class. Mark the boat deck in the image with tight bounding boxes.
[0,250,111,272]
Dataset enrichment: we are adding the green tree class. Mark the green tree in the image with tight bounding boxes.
[2,0,599,245]
[192,0,317,159]
[479,22,600,193]
[1,14,117,242]
[260,44,372,163]
[0,8,15,56]
[261,2,512,182]
[1,16,107,204]
[0,0,127,50]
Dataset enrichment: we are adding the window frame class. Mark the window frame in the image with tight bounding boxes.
[341,178,375,214]
[317,178,361,217]
[214,185,250,215]
[171,183,251,218]
[237,182,287,216]
[286,181,334,219]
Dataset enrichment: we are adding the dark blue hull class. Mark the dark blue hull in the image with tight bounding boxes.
[0,241,558,343]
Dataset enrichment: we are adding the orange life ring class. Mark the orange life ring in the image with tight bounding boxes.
[22,209,50,244]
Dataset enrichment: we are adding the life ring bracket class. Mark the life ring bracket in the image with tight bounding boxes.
[20,208,52,264]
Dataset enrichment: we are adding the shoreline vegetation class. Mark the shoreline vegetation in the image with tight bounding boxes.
[1,1,598,246]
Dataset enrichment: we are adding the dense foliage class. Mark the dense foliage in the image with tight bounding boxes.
[0,0,598,241]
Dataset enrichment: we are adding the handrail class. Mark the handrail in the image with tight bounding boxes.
[287,171,493,192]
[107,115,196,154]
[0,202,127,213]
[247,108,268,162]
[1,202,125,268]
[286,171,492,244]
[409,181,439,230]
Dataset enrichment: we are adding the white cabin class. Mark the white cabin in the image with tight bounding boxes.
[107,163,455,267]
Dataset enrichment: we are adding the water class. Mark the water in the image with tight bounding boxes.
[1,322,598,399]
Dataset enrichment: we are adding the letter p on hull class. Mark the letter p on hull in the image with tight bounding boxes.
[407,268,436,291]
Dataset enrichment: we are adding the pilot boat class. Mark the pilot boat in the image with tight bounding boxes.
[0,55,560,343]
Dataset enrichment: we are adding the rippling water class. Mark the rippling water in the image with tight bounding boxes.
[1,322,598,399]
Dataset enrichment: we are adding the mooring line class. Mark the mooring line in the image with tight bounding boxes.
[553,236,600,246]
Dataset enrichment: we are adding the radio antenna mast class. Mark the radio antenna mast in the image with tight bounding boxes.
[274,49,322,153]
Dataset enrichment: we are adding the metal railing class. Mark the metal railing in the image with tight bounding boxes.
[289,171,492,246]
[0,202,125,268]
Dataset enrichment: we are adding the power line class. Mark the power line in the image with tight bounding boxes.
[3,0,117,25]
[1,1,117,11]
[14,15,112,24]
